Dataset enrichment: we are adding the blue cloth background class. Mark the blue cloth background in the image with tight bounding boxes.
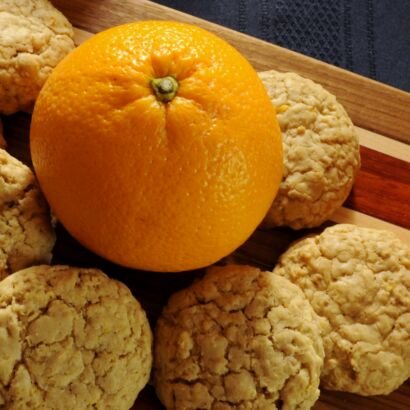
[153,0,410,92]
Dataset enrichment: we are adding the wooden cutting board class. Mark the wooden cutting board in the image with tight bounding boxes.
[3,0,410,409]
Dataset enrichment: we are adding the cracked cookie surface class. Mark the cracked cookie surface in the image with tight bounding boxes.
[0,0,75,114]
[0,148,55,280]
[274,224,410,395]
[154,264,324,410]
[0,265,153,409]
[259,70,360,229]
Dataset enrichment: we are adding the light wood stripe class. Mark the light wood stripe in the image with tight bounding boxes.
[331,207,410,244]
[356,128,410,163]
[74,27,92,44]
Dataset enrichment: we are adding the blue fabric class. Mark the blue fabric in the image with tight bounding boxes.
[153,0,410,92]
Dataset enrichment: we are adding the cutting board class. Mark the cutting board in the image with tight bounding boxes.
[3,0,410,409]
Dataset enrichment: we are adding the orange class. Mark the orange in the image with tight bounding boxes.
[30,21,282,272]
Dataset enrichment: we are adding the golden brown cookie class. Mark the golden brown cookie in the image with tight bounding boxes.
[0,149,55,279]
[274,224,410,395]
[259,70,360,229]
[0,0,75,114]
[0,265,153,409]
[154,264,324,410]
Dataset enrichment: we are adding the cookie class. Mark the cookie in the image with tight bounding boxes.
[259,70,360,229]
[0,148,55,279]
[0,119,6,148]
[274,224,410,395]
[0,265,153,409]
[0,0,75,114]
[154,264,324,410]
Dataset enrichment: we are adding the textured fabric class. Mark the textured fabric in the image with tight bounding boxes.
[153,0,410,92]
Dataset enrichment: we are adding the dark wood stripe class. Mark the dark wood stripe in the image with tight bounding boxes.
[344,146,410,229]
[316,380,410,409]
[3,113,33,166]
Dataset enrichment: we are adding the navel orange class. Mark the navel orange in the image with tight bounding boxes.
[30,21,282,272]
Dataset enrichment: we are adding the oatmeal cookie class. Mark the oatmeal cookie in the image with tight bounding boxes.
[0,0,75,114]
[0,148,55,279]
[0,265,153,409]
[154,264,324,410]
[274,224,410,395]
[259,70,360,229]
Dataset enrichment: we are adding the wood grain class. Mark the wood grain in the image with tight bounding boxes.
[55,0,410,143]
[3,0,409,409]
[355,127,410,163]
[345,146,410,229]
